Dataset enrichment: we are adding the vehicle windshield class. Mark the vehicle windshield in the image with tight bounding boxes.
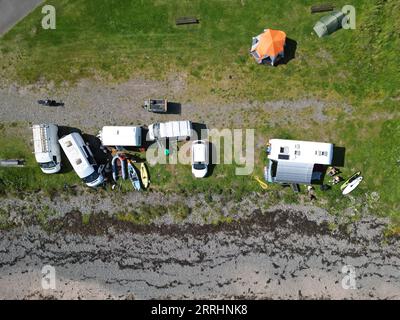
[193,163,206,170]
[39,161,57,169]
[82,170,100,184]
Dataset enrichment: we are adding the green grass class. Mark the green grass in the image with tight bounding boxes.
[0,0,399,103]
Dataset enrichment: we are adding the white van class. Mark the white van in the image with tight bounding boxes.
[191,140,208,178]
[58,133,105,187]
[148,120,192,141]
[32,124,62,174]
[97,126,142,147]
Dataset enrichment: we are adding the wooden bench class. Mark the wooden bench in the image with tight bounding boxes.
[175,17,199,25]
[0,159,25,167]
[311,3,334,13]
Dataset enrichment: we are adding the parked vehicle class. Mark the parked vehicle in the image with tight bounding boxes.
[143,99,168,113]
[32,124,62,174]
[98,126,142,147]
[58,133,105,187]
[191,140,208,178]
[140,162,150,189]
[265,139,334,185]
[148,120,192,141]
[111,154,128,182]
[127,160,141,191]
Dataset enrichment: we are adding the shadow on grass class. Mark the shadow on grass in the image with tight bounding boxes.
[192,122,208,140]
[197,141,217,178]
[280,38,297,65]
[332,146,346,167]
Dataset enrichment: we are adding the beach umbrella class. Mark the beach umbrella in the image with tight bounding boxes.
[250,29,286,65]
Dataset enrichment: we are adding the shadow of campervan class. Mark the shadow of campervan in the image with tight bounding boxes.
[82,133,110,166]
[332,146,346,167]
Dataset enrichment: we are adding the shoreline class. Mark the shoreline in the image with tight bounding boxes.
[0,196,399,300]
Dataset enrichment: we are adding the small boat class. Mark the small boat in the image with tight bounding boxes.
[127,161,141,191]
[140,163,150,189]
[340,171,361,191]
[111,155,127,182]
[342,176,363,195]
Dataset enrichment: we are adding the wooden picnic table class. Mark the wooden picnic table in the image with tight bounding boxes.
[311,3,335,13]
[175,17,199,25]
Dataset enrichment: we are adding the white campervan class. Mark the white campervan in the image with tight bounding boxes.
[32,124,62,174]
[98,126,142,147]
[148,120,192,141]
[58,133,105,187]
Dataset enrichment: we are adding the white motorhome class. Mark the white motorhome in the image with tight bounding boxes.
[148,120,192,141]
[32,124,62,174]
[98,126,142,147]
[58,133,105,187]
[265,139,334,184]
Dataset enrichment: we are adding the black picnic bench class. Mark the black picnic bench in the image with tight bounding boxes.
[311,3,335,13]
[175,17,199,25]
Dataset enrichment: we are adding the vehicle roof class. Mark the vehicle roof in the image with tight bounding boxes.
[100,126,141,146]
[268,139,333,165]
[192,141,207,162]
[59,133,94,178]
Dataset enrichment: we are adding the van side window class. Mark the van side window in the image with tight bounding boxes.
[82,145,96,165]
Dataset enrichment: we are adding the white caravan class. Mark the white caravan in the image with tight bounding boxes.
[148,120,192,141]
[265,139,334,184]
[32,124,62,174]
[98,126,142,147]
[58,133,105,187]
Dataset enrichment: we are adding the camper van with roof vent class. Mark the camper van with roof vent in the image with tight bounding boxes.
[32,124,61,174]
[97,126,142,148]
[265,139,333,185]
[58,133,105,187]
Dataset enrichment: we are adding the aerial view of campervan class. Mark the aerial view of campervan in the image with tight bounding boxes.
[1,0,398,303]
[97,126,142,148]
[148,120,192,141]
[58,133,105,187]
[32,124,62,174]
[265,139,334,185]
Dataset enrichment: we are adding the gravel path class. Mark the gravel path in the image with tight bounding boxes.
[0,78,348,134]
[0,206,399,300]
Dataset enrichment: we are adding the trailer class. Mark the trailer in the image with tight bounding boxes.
[98,126,142,147]
[265,139,334,185]
[148,120,192,141]
[143,99,168,113]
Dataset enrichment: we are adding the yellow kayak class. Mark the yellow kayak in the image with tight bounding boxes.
[140,163,150,189]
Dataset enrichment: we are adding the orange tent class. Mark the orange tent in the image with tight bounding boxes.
[250,29,286,65]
